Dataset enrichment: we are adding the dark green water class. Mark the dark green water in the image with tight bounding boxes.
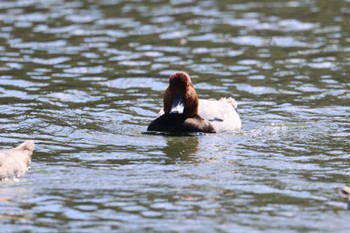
[0,0,350,232]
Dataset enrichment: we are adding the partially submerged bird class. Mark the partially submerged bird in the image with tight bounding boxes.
[0,140,35,180]
[147,71,241,133]
[339,186,350,209]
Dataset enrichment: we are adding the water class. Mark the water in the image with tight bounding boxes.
[0,0,350,232]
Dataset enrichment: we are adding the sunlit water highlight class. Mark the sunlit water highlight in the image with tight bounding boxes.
[0,0,350,232]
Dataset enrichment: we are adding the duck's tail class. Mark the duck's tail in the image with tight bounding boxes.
[220,97,238,110]
[14,140,35,155]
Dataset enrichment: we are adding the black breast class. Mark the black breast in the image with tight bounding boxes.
[147,113,215,133]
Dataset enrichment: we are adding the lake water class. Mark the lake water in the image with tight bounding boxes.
[1,0,350,232]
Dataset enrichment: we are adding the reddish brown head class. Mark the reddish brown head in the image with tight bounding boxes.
[163,71,199,118]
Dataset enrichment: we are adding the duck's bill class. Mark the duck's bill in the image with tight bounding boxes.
[170,92,184,114]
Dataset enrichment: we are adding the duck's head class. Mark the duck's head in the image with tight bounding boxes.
[163,71,198,118]
[147,71,215,133]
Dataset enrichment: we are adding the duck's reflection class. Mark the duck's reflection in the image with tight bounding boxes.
[162,135,199,163]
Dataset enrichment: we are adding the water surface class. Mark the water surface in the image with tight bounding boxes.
[1,0,350,232]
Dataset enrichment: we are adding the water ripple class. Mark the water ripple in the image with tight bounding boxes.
[1,0,350,232]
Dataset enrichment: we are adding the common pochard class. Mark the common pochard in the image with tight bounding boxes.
[147,71,241,133]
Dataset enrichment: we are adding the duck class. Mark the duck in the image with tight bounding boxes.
[339,186,350,209]
[147,71,241,133]
[0,140,35,180]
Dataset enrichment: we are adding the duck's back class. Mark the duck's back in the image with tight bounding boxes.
[0,140,35,180]
[198,98,241,132]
